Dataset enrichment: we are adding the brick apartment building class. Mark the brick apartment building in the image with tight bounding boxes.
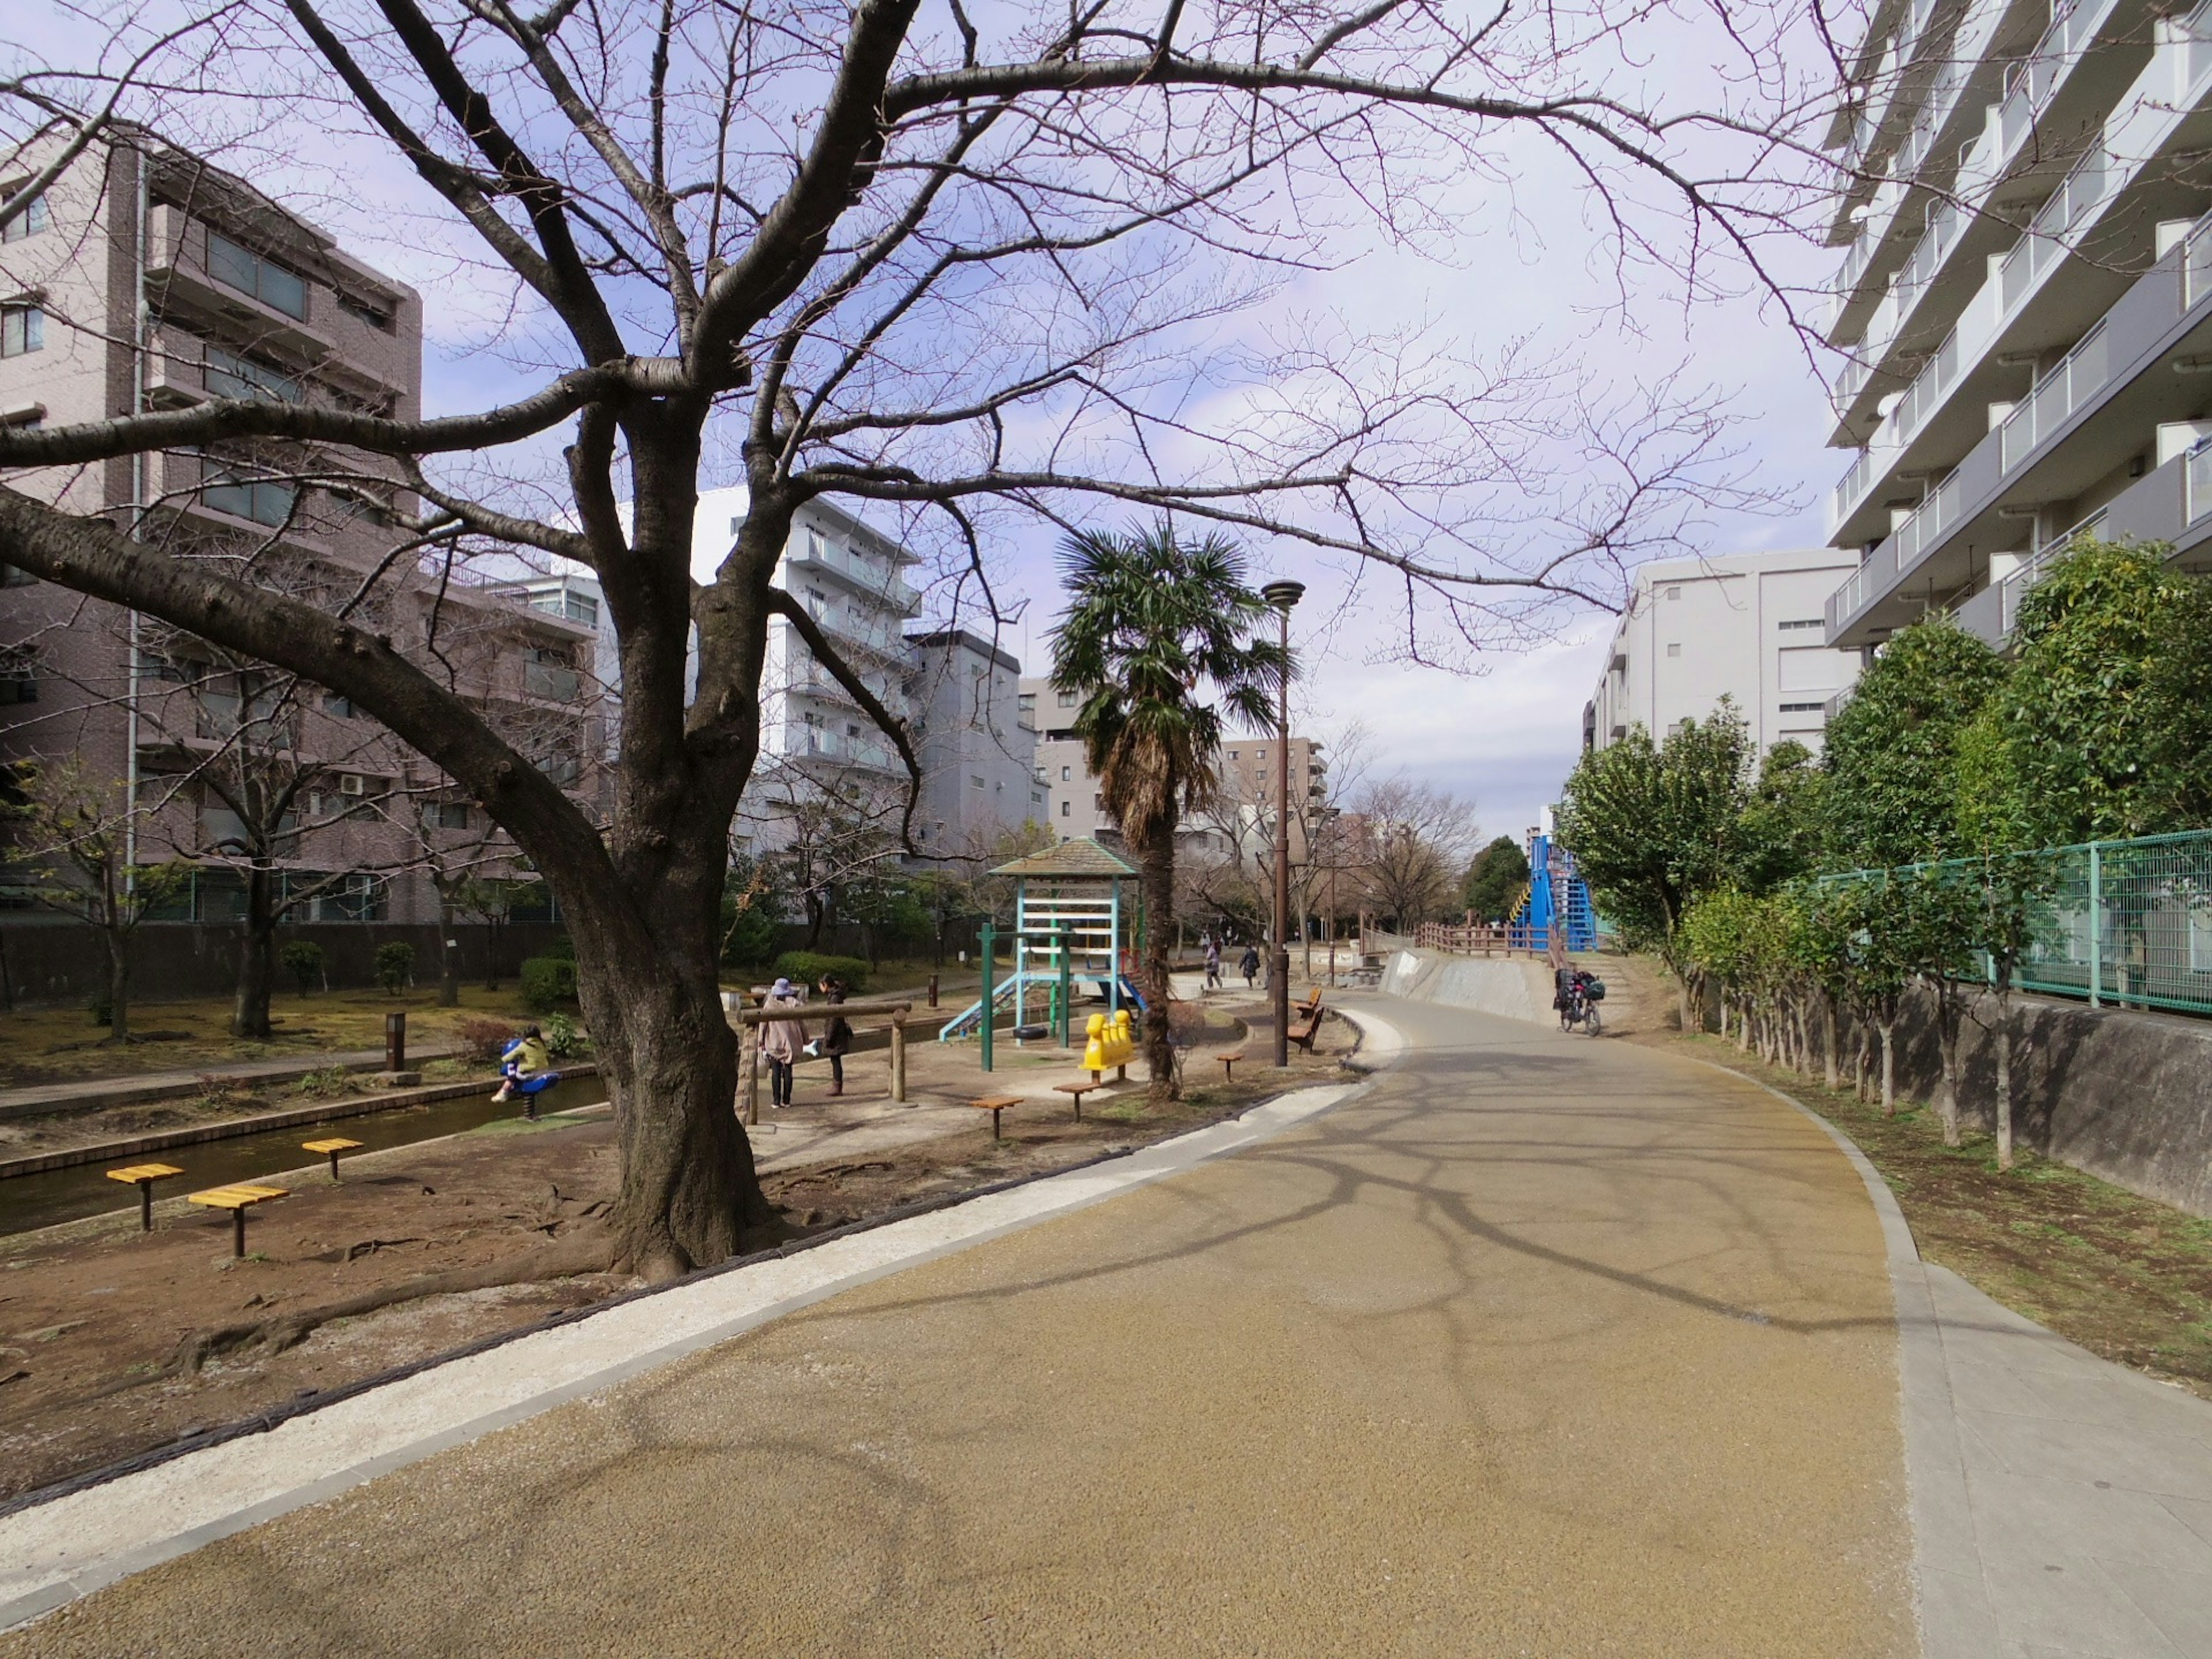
[1,131,597,990]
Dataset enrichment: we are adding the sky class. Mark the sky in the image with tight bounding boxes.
[9,0,1854,849]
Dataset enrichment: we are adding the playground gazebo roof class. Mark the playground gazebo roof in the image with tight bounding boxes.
[989,838,1139,879]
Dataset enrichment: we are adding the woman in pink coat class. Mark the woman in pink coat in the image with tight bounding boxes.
[759,977,809,1108]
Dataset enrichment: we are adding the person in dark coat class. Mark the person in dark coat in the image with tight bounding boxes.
[817,976,854,1097]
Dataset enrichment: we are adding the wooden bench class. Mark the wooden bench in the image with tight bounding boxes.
[107,1162,184,1232]
[1052,1081,1100,1120]
[188,1183,289,1259]
[1294,987,1324,1020]
[1288,999,1327,1054]
[970,1094,1023,1140]
[302,1137,364,1181]
[1216,1051,1246,1082]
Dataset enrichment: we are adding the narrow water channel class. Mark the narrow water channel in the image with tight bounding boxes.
[0,1074,611,1238]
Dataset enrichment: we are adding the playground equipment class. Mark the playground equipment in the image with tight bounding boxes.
[1081,1009,1136,1079]
[1510,832,1597,954]
[941,838,1143,1071]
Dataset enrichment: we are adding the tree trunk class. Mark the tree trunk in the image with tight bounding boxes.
[103,922,131,1045]
[437,893,462,1008]
[1993,974,2013,1172]
[1878,1016,1896,1116]
[577,931,767,1278]
[1138,818,1178,1103]
[1735,1001,1751,1052]
[1934,983,1961,1147]
[1822,994,1839,1091]
[1677,972,1691,1034]
[231,863,278,1040]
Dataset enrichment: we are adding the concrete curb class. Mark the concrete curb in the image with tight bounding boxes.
[0,1030,1402,1634]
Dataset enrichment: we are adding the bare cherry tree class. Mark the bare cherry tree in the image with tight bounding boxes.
[1,0,1833,1275]
[1350,774,1480,929]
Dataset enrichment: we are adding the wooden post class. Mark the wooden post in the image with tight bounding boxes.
[891,1009,908,1103]
[385,1010,406,1072]
[927,972,939,1009]
[744,1020,762,1125]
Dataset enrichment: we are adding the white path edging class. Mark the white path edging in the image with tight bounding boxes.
[0,1038,1402,1634]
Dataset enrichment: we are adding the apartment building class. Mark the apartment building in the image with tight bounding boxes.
[904,628,1046,858]
[680,488,925,854]
[1822,0,2212,652]
[0,132,590,926]
[1584,550,1865,753]
[1017,674,1326,856]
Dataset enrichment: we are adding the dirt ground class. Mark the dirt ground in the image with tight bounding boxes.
[0,993,1359,1505]
[1597,953,2212,1403]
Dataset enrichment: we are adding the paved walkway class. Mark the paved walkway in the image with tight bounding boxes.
[5,994,2209,1654]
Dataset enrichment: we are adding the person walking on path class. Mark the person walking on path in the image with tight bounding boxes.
[816,976,853,1098]
[1238,944,1259,988]
[1203,937,1222,992]
[760,978,808,1109]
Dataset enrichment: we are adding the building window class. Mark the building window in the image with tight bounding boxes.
[1666,642,1682,657]
[971,774,986,789]
[1666,586,1681,600]
[1060,800,1070,817]
[1778,618,1824,631]
[1,306,44,357]
[1779,701,1826,714]
[431,801,472,830]
[0,646,36,706]
[1060,764,1071,781]
[1057,690,1077,708]
[0,562,33,588]
[318,873,388,922]
[207,230,309,320]
[335,291,394,332]
[203,346,302,404]
[202,465,297,526]
[323,691,354,718]
[0,191,51,241]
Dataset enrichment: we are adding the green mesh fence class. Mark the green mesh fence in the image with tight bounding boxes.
[1829,829,2212,1017]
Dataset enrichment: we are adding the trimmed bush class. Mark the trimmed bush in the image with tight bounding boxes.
[543,1012,582,1057]
[772,952,870,994]
[280,940,326,995]
[374,941,416,994]
[520,954,579,1012]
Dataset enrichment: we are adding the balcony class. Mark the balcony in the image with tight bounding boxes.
[785,535,921,613]
[1829,13,2212,541]
[523,660,582,702]
[1829,210,2212,646]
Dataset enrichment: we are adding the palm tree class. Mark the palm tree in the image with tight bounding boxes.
[1051,524,1288,1100]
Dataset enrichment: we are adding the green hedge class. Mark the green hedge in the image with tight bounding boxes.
[520,954,579,1012]
[772,952,870,993]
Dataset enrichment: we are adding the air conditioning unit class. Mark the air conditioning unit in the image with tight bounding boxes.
[338,774,366,797]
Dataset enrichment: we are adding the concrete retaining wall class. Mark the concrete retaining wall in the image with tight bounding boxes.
[1380,950,1556,1024]
[1874,984,2212,1219]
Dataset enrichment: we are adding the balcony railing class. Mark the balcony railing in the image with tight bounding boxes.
[1997,0,2117,157]
[1998,320,2109,469]
[1895,328,1960,440]
[1996,134,2109,313]
[1832,446,1881,521]
[1896,469,1964,567]
[1998,507,2107,632]
[2186,435,2212,523]
[524,660,582,702]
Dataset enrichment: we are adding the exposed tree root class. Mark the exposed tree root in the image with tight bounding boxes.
[166,1233,617,1376]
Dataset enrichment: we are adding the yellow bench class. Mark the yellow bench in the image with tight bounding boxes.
[107,1162,184,1232]
[970,1094,1023,1140]
[302,1137,364,1181]
[188,1183,289,1258]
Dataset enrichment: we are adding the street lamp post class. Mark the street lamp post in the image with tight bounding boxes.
[1261,578,1304,1067]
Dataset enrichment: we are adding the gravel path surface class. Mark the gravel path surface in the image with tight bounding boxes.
[1,995,1914,1657]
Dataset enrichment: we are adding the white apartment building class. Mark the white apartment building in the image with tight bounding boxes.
[1584,550,1865,753]
[905,628,1047,858]
[1822,0,2212,651]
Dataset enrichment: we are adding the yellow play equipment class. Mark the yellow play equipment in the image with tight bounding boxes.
[1082,1008,1136,1077]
